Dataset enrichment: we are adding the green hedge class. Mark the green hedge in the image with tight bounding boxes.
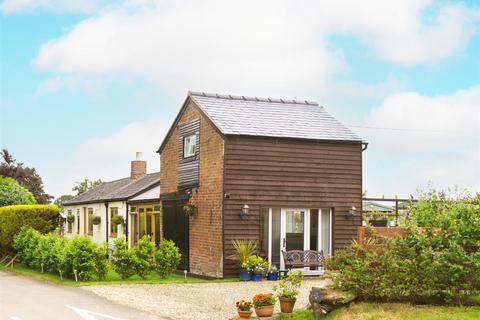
[0,176,36,206]
[0,204,60,253]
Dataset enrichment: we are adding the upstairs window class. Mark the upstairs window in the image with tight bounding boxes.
[183,134,197,158]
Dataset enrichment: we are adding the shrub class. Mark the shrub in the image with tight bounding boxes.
[155,239,181,278]
[0,204,60,253]
[135,235,155,279]
[0,176,36,206]
[33,233,67,272]
[111,236,138,280]
[64,236,104,281]
[95,242,109,281]
[327,190,480,304]
[13,226,41,267]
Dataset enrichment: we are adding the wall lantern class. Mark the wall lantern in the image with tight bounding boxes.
[240,204,250,220]
[348,206,357,218]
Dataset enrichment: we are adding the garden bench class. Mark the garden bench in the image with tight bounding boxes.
[281,250,325,270]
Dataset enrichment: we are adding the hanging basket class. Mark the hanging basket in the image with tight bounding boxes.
[111,215,125,225]
[183,203,197,217]
[66,214,75,224]
[92,216,101,225]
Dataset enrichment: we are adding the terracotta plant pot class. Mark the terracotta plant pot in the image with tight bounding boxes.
[254,305,274,317]
[279,297,296,313]
[237,309,253,319]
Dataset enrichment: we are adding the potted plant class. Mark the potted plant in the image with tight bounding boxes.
[252,293,275,317]
[66,214,75,224]
[228,240,258,281]
[273,269,303,314]
[267,265,278,281]
[92,216,101,225]
[247,255,269,281]
[183,200,197,217]
[236,300,253,319]
[111,215,125,226]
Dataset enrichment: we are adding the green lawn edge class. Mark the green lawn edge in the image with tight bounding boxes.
[0,263,237,286]
[280,303,480,320]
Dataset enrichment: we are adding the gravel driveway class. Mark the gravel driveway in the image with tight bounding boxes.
[82,278,329,320]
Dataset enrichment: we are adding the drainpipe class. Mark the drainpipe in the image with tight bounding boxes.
[125,203,129,247]
[104,202,109,244]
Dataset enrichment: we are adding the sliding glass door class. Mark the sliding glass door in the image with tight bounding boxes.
[261,208,332,274]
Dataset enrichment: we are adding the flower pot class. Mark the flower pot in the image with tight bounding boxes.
[239,268,251,281]
[237,309,253,319]
[254,305,274,317]
[251,273,262,281]
[279,297,296,314]
[267,272,278,281]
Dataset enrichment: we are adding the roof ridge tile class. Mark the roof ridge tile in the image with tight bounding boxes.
[189,90,318,106]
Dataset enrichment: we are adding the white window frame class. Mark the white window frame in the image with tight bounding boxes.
[183,134,197,158]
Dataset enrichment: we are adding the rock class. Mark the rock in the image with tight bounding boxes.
[309,287,355,318]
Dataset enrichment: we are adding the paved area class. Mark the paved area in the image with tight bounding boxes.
[83,278,329,320]
[0,271,159,320]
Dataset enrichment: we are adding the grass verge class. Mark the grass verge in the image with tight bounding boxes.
[280,303,480,320]
[0,263,237,286]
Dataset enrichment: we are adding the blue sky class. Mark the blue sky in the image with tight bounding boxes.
[1,0,479,199]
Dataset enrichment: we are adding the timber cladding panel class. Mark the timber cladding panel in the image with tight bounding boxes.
[160,102,224,278]
[178,118,200,188]
[223,136,362,277]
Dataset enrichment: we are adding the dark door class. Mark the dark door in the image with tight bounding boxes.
[162,200,189,271]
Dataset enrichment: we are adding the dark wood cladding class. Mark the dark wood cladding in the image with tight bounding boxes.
[178,118,200,188]
[223,136,362,277]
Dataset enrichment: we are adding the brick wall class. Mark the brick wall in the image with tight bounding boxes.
[160,101,225,277]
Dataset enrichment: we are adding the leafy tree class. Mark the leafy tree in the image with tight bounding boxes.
[0,149,53,204]
[54,194,75,211]
[73,179,103,195]
[0,176,36,206]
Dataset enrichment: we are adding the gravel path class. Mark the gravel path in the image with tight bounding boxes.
[82,278,329,320]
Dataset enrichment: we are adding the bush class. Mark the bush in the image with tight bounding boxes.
[13,226,41,267]
[0,176,36,206]
[111,236,138,280]
[135,235,155,279]
[95,242,109,281]
[327,190,480,304]
[64,236,105,281]
[33,233,67,272]
[155,239,181,278]
[0,204,60,253]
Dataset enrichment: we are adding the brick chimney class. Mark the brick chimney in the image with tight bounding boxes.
[131,152,146,179]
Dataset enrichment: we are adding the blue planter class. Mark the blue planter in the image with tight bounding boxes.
[267,272,278,281]
[239,268,251,281]
[251,273,262,281]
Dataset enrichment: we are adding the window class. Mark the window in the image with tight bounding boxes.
[88,208,94,235]
[183,134,197,158]
[110,207,118,237]
[67,210,73,233]
[76,209,80,234]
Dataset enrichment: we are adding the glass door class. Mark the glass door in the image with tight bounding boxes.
[280,209,308,270]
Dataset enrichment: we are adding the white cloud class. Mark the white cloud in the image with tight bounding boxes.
[364,86,480,150]
[68,118,169,189]
[0,0,105,13]
[361,86,480,196]
[32,0,479,97]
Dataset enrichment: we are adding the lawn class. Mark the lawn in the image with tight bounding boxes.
[0,263,237,286]
[280,303,480,320]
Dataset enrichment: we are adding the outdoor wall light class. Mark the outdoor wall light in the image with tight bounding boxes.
[348,206,357,218]
[240,204,250,220]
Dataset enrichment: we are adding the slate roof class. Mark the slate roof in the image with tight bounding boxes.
[189,91,361,142]
[64,172,160,205]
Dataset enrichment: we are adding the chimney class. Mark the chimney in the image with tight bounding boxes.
[131,152,146,179]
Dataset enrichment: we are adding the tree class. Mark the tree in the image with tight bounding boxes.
[73,179,103,195]
[0,176,36,206]
[54,194,75,211]
[0,149,53,204]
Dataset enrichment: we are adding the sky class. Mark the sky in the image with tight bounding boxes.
[0,0,479,200]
